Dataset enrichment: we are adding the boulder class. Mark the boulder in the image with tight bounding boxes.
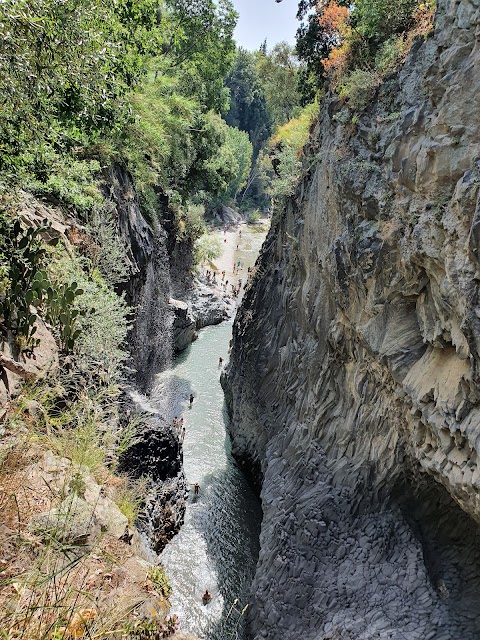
[31,495,102,546]
[190,283,231,330]
[219,205,242,224]
[169,298,197,352]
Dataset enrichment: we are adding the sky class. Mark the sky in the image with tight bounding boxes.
[231,0,299,51]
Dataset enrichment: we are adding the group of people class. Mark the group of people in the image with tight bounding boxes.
[204,269,217,285]
[232,259,242,274]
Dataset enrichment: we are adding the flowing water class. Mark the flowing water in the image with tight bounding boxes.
[152,224,267,639]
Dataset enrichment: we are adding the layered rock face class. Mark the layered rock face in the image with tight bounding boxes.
[106,166,174,392]
[224,2,480,638]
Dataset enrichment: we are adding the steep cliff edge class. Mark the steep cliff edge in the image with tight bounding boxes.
[224,1,480,638]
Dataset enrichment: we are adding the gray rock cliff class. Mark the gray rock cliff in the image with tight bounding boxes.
[224,1,480,638]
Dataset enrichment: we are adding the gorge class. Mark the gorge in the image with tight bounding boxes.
[2,0,480,638]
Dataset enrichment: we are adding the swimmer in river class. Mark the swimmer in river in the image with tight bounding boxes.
[189,393,194,407]
[202,589,211,605]
[194,482,199,496]
[219,356,223,367]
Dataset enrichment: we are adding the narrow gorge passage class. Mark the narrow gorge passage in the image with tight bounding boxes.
[156,225,267,639]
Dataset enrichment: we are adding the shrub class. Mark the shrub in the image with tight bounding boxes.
[113,476,148,525]
[247,210,261,225]
[49,254,130,381]
[87,205,131,287]
[375,36,405,74]
[21,145,103,215]
[194,234,222,267]
[339,69,380,112]
[180,203,207,242]
[0,212,86,352]
[147,565,173,598]
[353,0,420,44]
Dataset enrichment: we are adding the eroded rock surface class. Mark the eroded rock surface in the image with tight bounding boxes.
[120,415,186,553]
[224,1,480,638]
[170,298,197,352]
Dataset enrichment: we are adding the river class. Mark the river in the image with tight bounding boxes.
[155,223,267,639]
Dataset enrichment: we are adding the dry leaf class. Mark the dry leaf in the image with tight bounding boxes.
[66,609,97,638]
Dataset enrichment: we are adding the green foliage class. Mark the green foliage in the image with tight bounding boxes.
[339,69,380,111]
[295,0,435,97]
[352,0,419,44]
[222,127,253,200]
[270,145,302,201]
[224,49,272,158]
[21,146,103,214]
[271,102,318,150]
[43,280,85,352]
[179,203,208,241]
[255,42,302,127]
[194,234,223,266]
[88,206,131,287]
[0,0,164,171]
[49,254,131,381]
[374,36,405,74]
[163,0,237,112]
[112,475,147,525]
[147,565,173,598]
[295,0,350,100]
[0,212,87,351]
[247,210,261,225]
[259,101,318,212]
[0,0,240,224]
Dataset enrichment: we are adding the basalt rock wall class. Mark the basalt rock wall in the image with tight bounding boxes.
[105,166,175,391]
[104,166,188,548]
[224,1,480,638]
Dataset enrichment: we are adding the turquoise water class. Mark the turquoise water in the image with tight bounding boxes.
[156,324,261,638]
[156,225,267,639]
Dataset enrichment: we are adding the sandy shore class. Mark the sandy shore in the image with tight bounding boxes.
[200,220,268,300]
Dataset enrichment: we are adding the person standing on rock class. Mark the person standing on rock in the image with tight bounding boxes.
[194,482,200,495]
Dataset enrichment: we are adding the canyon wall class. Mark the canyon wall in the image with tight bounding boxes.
[224,1,480,638]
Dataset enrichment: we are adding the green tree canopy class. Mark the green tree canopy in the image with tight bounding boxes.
[255,42,301,127]
[224,48,272,159]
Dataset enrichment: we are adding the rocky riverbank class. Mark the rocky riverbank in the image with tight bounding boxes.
[0,172,199,637]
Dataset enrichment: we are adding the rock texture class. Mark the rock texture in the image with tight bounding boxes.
[170,298,197,352]
[190,281,232,330]
[224,2,480,638]
[106,166,174,392]
[120,413,187,553]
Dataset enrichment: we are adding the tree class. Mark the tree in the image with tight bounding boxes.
[255,42,301,127]
[0,0,165,168]
[224,49,272,160]
[295,0,350,101]
[163,0,237,112]
[194,234,222,266]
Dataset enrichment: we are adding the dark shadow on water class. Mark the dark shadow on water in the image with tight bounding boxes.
[155,322,264,639]
[184,403,262,640]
